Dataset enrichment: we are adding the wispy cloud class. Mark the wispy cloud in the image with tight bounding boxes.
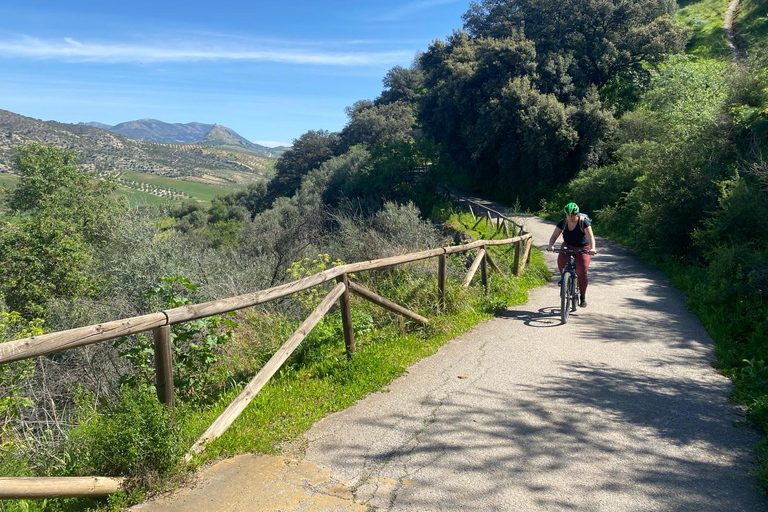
[0,35,415,66]
[371,0,463,22]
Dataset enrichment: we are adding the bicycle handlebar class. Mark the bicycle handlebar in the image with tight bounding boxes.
[547,248,596,255]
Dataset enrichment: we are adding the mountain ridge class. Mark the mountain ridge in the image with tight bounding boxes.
[0,109,271,182]
[79,118,289,158]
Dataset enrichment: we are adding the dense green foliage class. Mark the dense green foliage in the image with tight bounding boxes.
[414,0,687,205]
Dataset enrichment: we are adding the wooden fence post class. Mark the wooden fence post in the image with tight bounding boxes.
[520,237,533,273]
[336,274,356,357]
[481,246,488,294]
[513,240,521,276]
[438,254,446,311]
[153,325,174,409]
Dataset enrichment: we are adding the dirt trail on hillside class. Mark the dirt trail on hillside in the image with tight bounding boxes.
[724,0,745,62]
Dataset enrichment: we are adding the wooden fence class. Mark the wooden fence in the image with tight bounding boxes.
[441,185,525,239]
[0,227,533,500]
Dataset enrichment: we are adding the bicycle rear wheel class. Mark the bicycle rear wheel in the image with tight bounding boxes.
[560,273,570,324]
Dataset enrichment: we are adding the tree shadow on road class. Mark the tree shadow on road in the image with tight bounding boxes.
[319,361,766,511]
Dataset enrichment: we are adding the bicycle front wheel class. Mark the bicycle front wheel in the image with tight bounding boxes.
[560,273,571,324]
[571,274,579,312]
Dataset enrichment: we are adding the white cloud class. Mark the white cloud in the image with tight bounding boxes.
[0,35,415,66]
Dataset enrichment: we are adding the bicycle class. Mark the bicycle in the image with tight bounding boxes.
[549,248,591,324]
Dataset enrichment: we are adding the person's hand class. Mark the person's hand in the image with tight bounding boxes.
[589,249,597,255]
[546,245,554,252]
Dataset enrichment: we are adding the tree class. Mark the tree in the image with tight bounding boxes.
[9,143,118,244]
[0,144,120,316]
[338,101,415,153]
[462,0,688,94]
[418,32,607,201]
[266,130,339,202]
[377,65,425,105]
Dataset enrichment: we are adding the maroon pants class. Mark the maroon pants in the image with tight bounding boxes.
[558,244,592,296]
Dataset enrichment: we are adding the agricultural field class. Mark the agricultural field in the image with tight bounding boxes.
[0,169,252,208]
[113,169,251,204]
[0,173,19,189]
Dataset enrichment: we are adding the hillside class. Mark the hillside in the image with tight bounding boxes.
[0,109,271,183]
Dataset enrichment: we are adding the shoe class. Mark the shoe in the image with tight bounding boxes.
[580,296,587,307]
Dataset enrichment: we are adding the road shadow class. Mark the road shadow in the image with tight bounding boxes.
[497,307,564,328]
[313,362,766,511]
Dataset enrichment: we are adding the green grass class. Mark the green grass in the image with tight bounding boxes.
[1,170,240,208]
[116,184,173,207]
[738,0,768,56]
[678,0,733,59]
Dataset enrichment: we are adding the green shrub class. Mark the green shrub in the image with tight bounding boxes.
[114,276,235,405]
[67,387,183,478]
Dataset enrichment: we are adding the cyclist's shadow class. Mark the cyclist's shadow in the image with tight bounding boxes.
[498,307,571,327]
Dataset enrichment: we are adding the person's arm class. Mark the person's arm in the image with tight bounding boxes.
[585,226,597,254]
[547,226,562,251]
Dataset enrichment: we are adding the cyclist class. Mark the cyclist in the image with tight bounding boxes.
[546,202,597,307]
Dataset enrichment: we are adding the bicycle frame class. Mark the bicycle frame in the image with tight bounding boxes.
[554,248,589,324]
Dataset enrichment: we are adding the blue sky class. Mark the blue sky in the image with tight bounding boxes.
[0,1,469,147]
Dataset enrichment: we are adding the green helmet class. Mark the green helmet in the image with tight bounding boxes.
[564,202,579,214]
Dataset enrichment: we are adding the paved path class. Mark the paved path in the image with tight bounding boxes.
[303,210,767,511]
[136,207,768,511]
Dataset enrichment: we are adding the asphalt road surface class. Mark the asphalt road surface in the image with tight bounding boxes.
[135,209,768,512]
[302,211,768,511]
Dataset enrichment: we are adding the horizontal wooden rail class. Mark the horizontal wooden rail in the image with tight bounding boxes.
[0,477,124,499]
[0,234,531,365]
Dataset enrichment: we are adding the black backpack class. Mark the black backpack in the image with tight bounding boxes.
[564,213,590,231]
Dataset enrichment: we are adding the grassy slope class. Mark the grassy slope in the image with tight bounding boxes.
[677,0,733,59]
[737,0,768,54]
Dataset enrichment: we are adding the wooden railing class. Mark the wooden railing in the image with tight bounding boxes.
[0,233,534,500]
[441,185,525,239]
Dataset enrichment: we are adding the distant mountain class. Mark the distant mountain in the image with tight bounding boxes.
[84,118,288,158]
[80,121,113,130]
[0,109,271,181]
[109,119,214,144]
[202,124,255,147]
[201,124,287,158]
